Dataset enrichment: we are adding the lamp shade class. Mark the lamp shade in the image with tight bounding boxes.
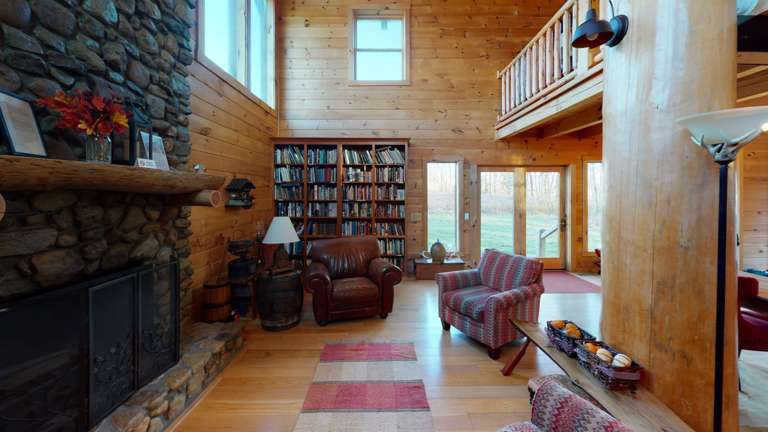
[263,216,300,244]
[572,9,613,48]
[677,106,768,146]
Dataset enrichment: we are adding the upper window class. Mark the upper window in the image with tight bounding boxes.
[427,162,459,253]
[585,162,604,251]
[200,0,275,107]
[350,8,409,84]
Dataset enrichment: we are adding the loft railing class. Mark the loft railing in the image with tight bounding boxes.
[497,0,603,123]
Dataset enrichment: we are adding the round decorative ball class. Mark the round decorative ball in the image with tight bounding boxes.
[430,239,447,263]
[612,353,632,368]
[596,348,613,363]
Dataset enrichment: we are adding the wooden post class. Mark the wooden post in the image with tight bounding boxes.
[562,10,572,74]
[0,193,5,224]
[601,1,737,431]
[167,190,223,207]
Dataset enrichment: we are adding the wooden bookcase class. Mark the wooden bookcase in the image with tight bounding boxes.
[272,138,408,268]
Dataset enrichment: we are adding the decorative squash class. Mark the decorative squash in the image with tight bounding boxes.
[596,348,613,363]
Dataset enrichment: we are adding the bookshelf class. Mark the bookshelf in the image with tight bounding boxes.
[273,138,408,268]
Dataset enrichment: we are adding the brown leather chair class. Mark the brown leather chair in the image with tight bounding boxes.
[304,236,402,326]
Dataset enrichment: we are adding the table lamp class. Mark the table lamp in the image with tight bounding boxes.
[677,106,768,432]
[263,216,300,271]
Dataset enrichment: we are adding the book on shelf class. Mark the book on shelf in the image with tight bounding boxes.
[383,257,404,268]
[345,167,372,183]
[277,202,304,217]
[376,166,404,183]
[309,185,337,200]
[375,147,405,165]
[343,149,373,165]
[375,204,405,218]
[307,221,336,235]
[343,202,372,218]
[288,241,304,256]
[275,166,304,183]
[275,146,304,164]
[344,185,372,201]
[308,148,337,164]
[376,185,405,201]
[375,222,405,236]
[308,167,337,183]
[275,184,304,201]
[309,202,337,217]
[378,238,404,255]
[342,221,373,236]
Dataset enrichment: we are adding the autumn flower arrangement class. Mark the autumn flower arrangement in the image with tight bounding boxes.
[37,91,130,163]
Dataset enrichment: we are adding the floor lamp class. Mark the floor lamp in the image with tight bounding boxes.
[678,106,768,432]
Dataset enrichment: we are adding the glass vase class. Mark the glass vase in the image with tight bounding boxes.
[85,135,112,163]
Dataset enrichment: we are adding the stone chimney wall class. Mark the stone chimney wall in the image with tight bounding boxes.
[0,0,200,327]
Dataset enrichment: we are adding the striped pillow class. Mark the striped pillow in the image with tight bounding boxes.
[478,249,543,291]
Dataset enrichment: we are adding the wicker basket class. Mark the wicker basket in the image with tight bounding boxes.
[575,341,643,391]
[545,320,596,357]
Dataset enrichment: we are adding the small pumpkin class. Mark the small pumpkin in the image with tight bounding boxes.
[596,348,613,363]
[612,353,632,368]
[583,342,599,353]
[565,327,582,339]
[551,320,566,330]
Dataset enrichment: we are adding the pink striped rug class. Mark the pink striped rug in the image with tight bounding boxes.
[293,342,434,431]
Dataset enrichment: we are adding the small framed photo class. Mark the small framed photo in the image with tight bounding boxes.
[0,91,47,157]
[139,131,169,171]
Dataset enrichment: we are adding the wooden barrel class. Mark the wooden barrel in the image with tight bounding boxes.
[203,280,231,323]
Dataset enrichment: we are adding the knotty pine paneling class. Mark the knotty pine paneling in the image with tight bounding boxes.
[187,61,277,322]
[739,137,768,271]
[278,0,601,270]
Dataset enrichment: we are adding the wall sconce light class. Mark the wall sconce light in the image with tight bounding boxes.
[677,106,768,432]
[572,0,628,48]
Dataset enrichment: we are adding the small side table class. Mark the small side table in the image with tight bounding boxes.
[256,270,303,331]
[414,257,465,280]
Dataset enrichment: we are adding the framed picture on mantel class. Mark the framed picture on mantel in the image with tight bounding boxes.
[0,91,47,157]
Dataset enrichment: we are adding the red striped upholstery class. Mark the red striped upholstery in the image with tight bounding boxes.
[437,250,545,350]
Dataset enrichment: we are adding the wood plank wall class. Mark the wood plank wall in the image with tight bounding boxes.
[278,0,602,270]
[738,95,768,274]
[186,61,277,322]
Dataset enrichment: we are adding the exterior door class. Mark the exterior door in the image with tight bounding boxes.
[479,166,566,269]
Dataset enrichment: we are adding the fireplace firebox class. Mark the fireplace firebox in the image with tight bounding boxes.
[0,261,180,431]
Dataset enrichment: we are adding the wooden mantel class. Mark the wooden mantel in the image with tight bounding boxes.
[0,156,225,195]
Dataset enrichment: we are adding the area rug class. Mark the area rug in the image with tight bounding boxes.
[543,271,601,294]
[293,342,434,432]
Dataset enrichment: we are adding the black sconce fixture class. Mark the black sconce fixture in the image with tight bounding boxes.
[572,0,628,49]
[112,99,153,165]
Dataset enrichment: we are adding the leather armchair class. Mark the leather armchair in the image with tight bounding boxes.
[304,236,402,326]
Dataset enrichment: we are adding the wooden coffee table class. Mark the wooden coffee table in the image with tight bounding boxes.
[414,257,465,280]
[503,320,693,432]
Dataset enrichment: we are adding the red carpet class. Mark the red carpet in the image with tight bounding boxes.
[543,271,601,294]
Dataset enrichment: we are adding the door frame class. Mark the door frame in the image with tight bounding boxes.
[477,165,567,269]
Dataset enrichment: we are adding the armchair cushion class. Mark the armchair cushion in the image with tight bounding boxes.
[332,277,379,307]
[442,286,497,321]
[479,249,543,291]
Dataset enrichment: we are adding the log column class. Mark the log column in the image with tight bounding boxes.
[601,1,737,431]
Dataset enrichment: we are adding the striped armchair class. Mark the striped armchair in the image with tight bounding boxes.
[437,249,544,359]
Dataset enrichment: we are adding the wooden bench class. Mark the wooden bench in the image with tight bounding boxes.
[503,320,694,432]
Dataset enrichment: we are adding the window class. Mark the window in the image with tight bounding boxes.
[427,162,459,253]
[585,162,604,251]
[350,8,409,84]
[199,0,275,107]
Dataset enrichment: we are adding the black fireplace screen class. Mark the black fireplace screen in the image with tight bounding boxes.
[0,261,180,431]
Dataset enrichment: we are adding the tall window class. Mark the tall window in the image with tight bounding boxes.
[200,0,275,107]
[427,162,459,253]
[350,9,409,83]
[586,162,604,251]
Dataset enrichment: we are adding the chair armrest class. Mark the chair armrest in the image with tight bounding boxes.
[305,261,331,294]
[742,296,768,322]
[436,269,482,294]
[486,283,545,318]
[368,258,402,287]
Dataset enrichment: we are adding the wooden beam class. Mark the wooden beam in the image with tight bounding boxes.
[737,51,768,65]
[738,68,768,101]
[539,102,603,138]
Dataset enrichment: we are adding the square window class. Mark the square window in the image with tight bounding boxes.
[350,10,409,84]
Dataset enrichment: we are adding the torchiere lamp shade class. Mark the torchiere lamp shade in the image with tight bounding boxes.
[263,216,300,244]
[677,106,768,146]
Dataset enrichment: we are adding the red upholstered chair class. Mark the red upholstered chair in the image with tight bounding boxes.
[738,276,768,354]
[497,378,633,432]
[436,249,544,359]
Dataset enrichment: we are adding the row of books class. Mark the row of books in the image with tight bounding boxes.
[345,167,372,183]
[375,222,405,236]
[277,202,303,217]
[343,202,372,218]
[342,221,373,236]
[375,204,405,218]
[376,167,404,183]
[378,239,405,255]
[344,185,372,201]
[275,167,303,183]
[275,185,303,201]
[308,148,337,164]
[343,149,373,165]
[376,185,406,201]
[375,147,405,165]
[309,203,337,217]
[308,167,336,183]
[287,241,304,256]
[307,222,336,235]
[383,256,404,268]
[309,185,336,200]
[275,146,304,164]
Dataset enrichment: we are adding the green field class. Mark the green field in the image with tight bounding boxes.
[427,212,601,257]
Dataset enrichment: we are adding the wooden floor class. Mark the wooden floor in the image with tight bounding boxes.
[174,279,601,432]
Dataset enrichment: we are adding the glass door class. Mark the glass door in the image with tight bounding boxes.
[478,166,565,269]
